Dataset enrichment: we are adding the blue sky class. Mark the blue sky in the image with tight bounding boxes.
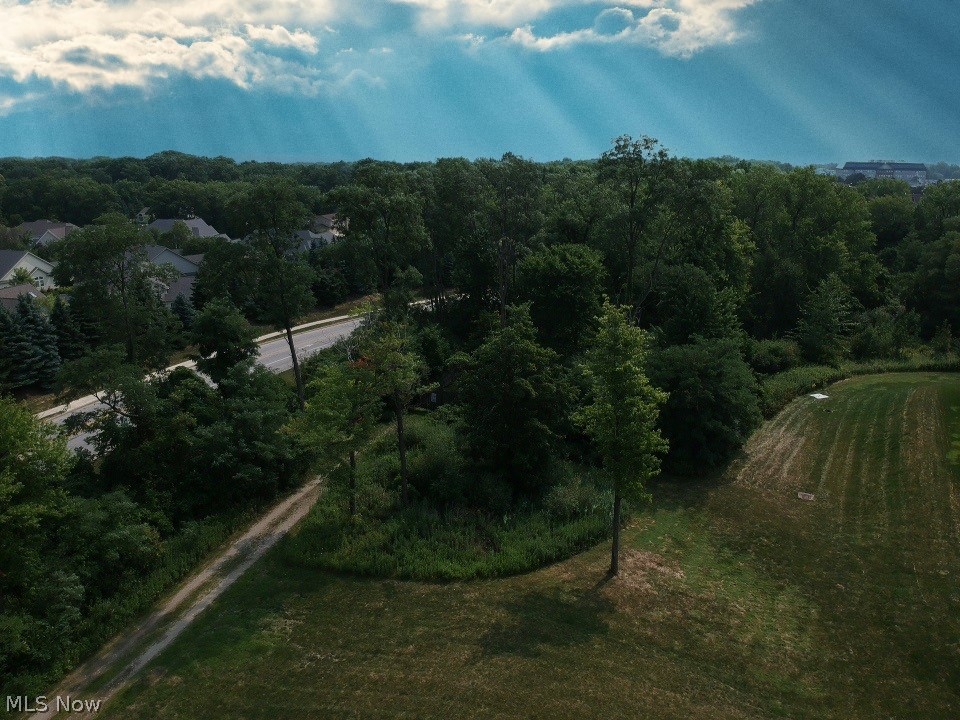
[0,0,957,164]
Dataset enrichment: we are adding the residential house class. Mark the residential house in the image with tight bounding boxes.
[17,220,78,247]
[0,284,42,314]
[143,245,201,306]
[148,217,227,239]
[310,213,344,244]
[136,207,152,225]
[293,230,328,253]
[0,250,57,289]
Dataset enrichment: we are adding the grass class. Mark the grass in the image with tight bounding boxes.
[92,372,960,719]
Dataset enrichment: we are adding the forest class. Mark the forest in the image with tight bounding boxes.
[2,139,959,698]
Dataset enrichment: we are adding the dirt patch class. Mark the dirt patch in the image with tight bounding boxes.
[609,550,685,593]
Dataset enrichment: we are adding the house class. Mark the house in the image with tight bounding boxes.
[837,162,929,185]
[0,250,57,289]
[135,207,152,225]
[148,217,226,239]
[17,220,78,247]
[310,213,344,244]
[161,276,195,306]
[293,230,328,253]
[144,245,201,277]
[0,284,42,313]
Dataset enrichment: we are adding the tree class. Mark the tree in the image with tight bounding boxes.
[9,267,35,286]
[599,135,671,314]
[190,297,259,383]
[577,302,667,576]
[50,296,88,361]
[458,305,570,494]
[170,294,195,330]
[7,295,61,389]
[53,213,180,368]
[241,180,315,408]
[649,337,761,471]
[360,320,430,505]
[289,359,382,516]
[794,274,856,365]
[515,243,606,356]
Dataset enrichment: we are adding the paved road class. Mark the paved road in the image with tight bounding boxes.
[50,316,362,451]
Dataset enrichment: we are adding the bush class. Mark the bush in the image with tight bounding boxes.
[746,338,801,375]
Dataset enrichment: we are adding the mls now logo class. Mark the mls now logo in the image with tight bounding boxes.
[6,695,103,713]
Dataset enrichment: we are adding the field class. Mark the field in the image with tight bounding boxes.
[94,373,960,719]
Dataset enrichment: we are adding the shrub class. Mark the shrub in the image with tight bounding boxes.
[746,338,801,375]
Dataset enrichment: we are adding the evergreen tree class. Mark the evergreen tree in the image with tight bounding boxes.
[9,296,61,389]
[0,308,16,389]
[50,296,88,361]
[170,294,196,331]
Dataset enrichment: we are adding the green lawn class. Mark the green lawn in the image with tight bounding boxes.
[98,373,960,719]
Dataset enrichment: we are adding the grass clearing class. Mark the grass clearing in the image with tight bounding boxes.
[94,372,960,719]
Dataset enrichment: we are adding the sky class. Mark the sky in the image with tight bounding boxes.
[0,0,957,164]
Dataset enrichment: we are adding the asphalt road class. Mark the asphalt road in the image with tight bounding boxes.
[52,317,362,451]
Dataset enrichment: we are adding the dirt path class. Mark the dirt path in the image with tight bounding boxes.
[29,476,325,719]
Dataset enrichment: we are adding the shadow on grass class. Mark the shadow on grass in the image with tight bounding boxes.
[478,587,614,659]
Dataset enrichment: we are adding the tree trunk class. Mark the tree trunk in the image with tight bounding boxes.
[610,489,623,576]
[349,449,357,517]
[396,404,409,505]
[284,322,305,410]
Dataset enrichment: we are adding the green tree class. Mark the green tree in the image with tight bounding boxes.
[577,302,667,576]
[190,297,258,383]
[794,274,856,365]
[50,297,88,361]
[53,213,180,368]
[360,320,430,505]
[9,267,35,286]
[649,337,761,471]
[8,295,61,389]
[515,243,606,356]
[170,294,195,330]
[458,306,570,493]
[289,360,382,515]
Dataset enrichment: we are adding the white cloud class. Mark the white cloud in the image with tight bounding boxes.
[395,0,764,57]
[0,0,339,95]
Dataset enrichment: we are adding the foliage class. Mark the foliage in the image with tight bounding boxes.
[793,274,856,366]
[457,306,571,494]
[649,337,762,471]
[189,296,258,383]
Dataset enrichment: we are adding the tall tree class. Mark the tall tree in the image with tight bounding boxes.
[241,180,315,408]
[190,296,259,383]
[360,320,430,505]
[53,213,179,368]
[7,295,61,389]
[577,302,667,576]
[289,359,382,516]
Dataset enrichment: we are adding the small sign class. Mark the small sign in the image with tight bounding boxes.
[810,393,829,400]
[798,492,816,501]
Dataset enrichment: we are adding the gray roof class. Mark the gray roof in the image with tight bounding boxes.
[183,253,205,265]
[0,250,28,278]
[0,283,40,313]
[162,276,195,305]
[843,162,928,172]
[148,217,221,238]
[17,220,78,240]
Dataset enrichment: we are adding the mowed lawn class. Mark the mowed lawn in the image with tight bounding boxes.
[99,373,960,720]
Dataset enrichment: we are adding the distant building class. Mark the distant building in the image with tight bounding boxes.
[837,162,928,185]
[136,207,152,225]
[148,217,226,239]
[310,213,345,244]
[0,250,56,289]
[144,245,201,277]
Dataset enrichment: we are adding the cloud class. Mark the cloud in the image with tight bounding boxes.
[0,0,340,95]
[394,0,764,57]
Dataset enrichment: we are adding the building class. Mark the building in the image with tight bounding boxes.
[16,220,78,247]
[837,162,928,185]
[0,250,57,289]
[310,213,344,244]
[0,284,42,313]
[135,207,152,225]
[148,217,226,239]
[144,245,201,277]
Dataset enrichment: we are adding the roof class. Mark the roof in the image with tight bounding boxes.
[17,220,78,240]
[162,276,195,305]
[0,250,28,278]
[843,162,928,172]
[182,253,205,266]
[0,283,40,313]
[148,217,222,238]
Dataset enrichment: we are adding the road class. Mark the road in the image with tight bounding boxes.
[44,316,363,451]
